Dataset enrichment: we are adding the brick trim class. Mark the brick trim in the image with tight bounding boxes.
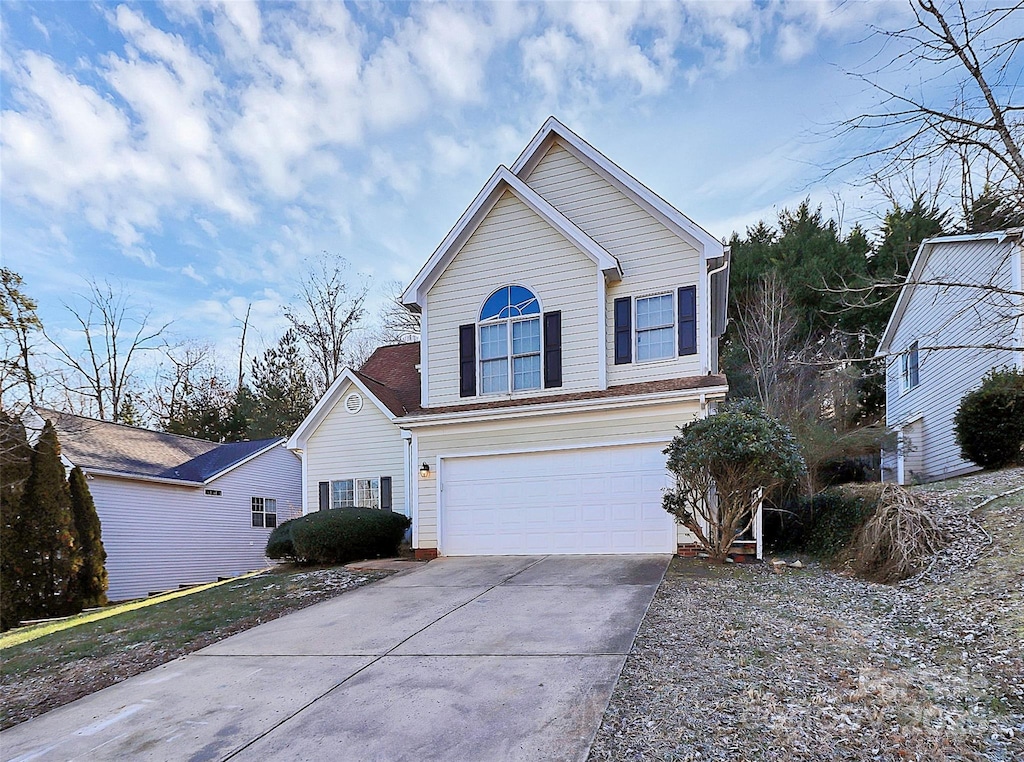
[414,548,439,561]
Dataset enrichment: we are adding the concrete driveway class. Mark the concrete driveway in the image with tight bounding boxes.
[1,554,669,762]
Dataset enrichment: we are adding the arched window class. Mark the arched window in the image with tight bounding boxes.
[478,286,541,393]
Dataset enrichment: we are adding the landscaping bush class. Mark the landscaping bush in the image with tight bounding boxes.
[266,509,411,565]
[265,518,297,560]
[768,485,879,558]
[954,367,1024,469]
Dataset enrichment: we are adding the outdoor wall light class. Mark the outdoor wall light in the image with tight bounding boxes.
[419,462,431,478]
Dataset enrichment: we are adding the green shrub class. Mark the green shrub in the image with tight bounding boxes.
[266,509,411,565]
[954,367,1024,469]
[265,518,297,560]
[768,485,879,558]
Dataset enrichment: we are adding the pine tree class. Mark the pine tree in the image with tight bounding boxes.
[68,466,107,608]
[1,411,34,629]
[18,421,81,618]
[247,330,315,439]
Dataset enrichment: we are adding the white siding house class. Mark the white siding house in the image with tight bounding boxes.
[877,229,1024,484]
[25,408,302,600]
[289,117,732,559]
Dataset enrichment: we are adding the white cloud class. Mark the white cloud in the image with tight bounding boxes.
[181,264,207,284]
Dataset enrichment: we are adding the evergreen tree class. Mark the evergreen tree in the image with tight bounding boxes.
[967,185,1024,232]
[0,411,34,629]
[68,466,107,608]
[247,330,315,439]
[165,375,248,442]
[17,421,81,619]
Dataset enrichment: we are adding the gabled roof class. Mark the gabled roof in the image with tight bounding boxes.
[511,117,725,260]
[28,407,284,484]
[401,165,622,310]
[287,342,422,449]
[359,342,421,414]
[876,228,1024,354]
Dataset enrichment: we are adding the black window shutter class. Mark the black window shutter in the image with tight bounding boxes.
[909,343,919,386]
[677,286,697,356]
[459,323,476,397]
[318,481,329,511]
[613,297,632,365]
[543,311,562,388]
[380,476,393,512]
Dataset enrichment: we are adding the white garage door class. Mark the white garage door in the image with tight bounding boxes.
[440,444,676,555]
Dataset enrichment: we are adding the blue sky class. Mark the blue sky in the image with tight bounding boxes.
[1,1,956,365]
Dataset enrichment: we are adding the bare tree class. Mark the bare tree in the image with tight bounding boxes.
[284,254,368,396]
[731,273,804,417]
[45,280,170,422]
[0,269,43,408]
[835,0,1023,212]
[235,303,251,390]
[376,279,421,345]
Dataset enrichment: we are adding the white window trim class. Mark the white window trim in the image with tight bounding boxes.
[478,314,543,396]
[634,291,676,364]
[330,477,382,509]
[900,341,920,394]
[475,285,544,396]
[251,496,278,528]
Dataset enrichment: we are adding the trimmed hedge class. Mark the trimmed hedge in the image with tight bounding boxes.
[954,367,1024,469]
[266,508,411,565]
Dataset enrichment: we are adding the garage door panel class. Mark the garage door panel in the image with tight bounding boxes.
[440,445,675,555]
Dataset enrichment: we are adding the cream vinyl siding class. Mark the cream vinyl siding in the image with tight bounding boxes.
[87,445,301,601]
[425,190,599,406]
[524,142,704,383]
[414,399,702,549]
[304,381,407,514]
[885,237,1021,482]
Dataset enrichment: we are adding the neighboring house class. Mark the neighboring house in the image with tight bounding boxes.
[24,408,301,600]
[288,117,732,559]
[876,229,1024,484]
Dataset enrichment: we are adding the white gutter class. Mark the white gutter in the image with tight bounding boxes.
[82,468,204,487]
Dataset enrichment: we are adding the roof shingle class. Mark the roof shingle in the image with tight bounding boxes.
[31,408,282,482]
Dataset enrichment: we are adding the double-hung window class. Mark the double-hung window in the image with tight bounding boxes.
[330,478,380,509]
[635,293,675,362]
[900,341,920,392]
[251,497,277,528]
[331,479,354,509]
[479,286,541,394]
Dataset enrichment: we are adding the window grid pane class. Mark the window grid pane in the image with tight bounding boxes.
[481,359,508,394]
[355,478,380,508]
[513,354,541,390]
[636,294,673,330]
[637,326,675,361]
[331,479,354,509]
[479,324,507,360]
[512,318,540,355]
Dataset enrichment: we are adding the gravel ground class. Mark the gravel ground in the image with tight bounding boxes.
[589,469,1024,762]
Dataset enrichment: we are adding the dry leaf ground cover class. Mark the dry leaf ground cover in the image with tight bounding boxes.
[0,565,389,730]
[589,468,1024,762]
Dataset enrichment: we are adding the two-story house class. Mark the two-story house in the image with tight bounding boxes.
[287,118,730,558]
[876,228,1024,484]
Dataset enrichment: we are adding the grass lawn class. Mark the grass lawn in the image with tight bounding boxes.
[0,565,389,729]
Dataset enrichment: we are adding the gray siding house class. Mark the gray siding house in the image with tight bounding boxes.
[876,229,1024,484]
[25,408,301,600]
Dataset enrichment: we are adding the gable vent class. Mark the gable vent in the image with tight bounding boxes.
[344,392,363,415]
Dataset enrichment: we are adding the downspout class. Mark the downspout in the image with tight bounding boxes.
[705,248,730,375]
[401,430,413,544]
